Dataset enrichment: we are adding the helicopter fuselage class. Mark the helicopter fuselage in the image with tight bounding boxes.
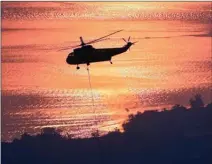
[66,43,132,65]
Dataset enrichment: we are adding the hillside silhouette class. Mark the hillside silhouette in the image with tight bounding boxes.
[2,94,212,164]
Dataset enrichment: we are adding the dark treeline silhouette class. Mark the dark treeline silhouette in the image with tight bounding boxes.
[2,95,212,164]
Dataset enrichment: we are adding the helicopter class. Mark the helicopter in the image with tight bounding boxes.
[59,30,137,70]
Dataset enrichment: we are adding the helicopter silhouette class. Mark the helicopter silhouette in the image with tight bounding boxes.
[60,30,137,69]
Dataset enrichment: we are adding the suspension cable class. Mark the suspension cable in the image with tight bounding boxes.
[87,67,104,164]
[87,67,95,116]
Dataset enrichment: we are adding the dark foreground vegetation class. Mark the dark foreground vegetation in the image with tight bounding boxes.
[2,95,212,164]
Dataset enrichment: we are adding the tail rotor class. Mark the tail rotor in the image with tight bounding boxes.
[122,36,138,51]
[128,36,131,42]
[122,38,127,43]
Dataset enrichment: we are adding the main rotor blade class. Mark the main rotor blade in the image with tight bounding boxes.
[86,29,123,45]
[61,44,82,49]
[71,38,110,48]
[58,38,111,51]
[59,30,123,50]
[58,46,73,51]
[86,38,110,44]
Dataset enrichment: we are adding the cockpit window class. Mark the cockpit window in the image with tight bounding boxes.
[69,52,74,56]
